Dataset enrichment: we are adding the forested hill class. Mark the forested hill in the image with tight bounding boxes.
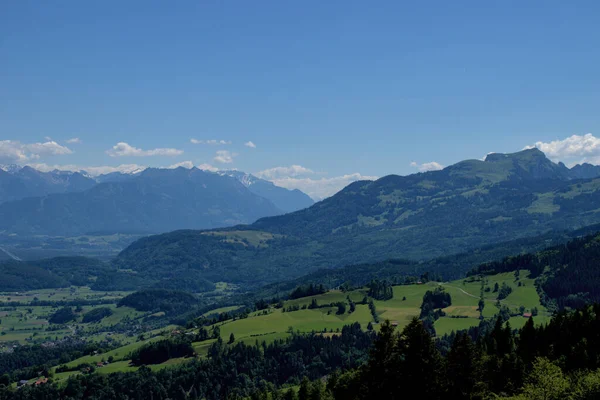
[469,230,600,310]
[115,149,600,287]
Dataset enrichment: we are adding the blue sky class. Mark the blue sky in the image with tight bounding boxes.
[2,1,600,198]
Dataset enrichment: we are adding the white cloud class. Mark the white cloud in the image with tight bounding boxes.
[0,140,72,163]
[197,163,219,172]
[255,165,315,180]
[409,161,444,172]
[106,142,183,157]
[190,139,232,145]
[244,141,256,148]
[268,173,378,200]
[255,164,376,200]
[526,133,600,166]
[66,138,81,144]
[167,161,194,169]
[213,150,237,164]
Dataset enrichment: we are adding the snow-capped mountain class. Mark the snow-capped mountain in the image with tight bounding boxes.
[218,170,314,213]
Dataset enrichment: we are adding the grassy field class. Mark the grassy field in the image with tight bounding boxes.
[0,287,131,304]
[202,271,550,341]
[0,286,147,345]
[5,269,552,388]
[202,305,241,317]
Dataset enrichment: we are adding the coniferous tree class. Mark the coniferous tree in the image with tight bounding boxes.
[395,318,444,398]
[446,332,482,399]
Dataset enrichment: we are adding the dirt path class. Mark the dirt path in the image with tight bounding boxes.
[441,283,520,308]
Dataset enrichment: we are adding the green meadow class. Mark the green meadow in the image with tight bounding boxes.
[204,270,549,341]
[3,269,551,388]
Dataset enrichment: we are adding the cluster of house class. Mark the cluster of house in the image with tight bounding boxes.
[96,360,110,368]
[17,377,48,388]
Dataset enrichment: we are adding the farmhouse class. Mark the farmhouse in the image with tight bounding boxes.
[523,313,532,318]
[35,378,48,386]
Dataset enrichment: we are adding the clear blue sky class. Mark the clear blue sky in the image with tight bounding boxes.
[2,1,599,197]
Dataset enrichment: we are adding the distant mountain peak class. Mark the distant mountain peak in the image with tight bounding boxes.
[0,164,22,174]
[217,169,314,213]
[484,147,545,163]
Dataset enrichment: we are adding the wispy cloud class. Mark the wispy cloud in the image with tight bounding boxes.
[0,140,72,163]
[526,133,600,166]
[66,137,81,144]
[244,141,257,148]
[255,164,376,200]
[255,165,315,180]
[106,142,183,157]
[167,161,194,169]
[197,163,219,172]
[190,139,232,145]
[213,150,237,164]
[409,161,444,172]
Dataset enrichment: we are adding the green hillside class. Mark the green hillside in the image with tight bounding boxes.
[115,149,600,287]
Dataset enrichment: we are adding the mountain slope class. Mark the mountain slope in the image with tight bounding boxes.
[219,170,314,213]
[0,167,282,236]
[115,149,600,287]
[0,166,96,204]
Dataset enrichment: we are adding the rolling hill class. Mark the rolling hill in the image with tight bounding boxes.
[114,149,600,287]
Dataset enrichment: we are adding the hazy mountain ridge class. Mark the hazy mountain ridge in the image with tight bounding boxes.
[0,166,314,238]
[114,149,600,287]
[0,166,97,204]
[218,170,314,213]
[0,167,283,236]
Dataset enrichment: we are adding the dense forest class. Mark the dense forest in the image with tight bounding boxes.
[130,338,195,366]
[0,339,100,384]
[117,289,200,315]
[240,223,600,304]
[366,280,393,300]
[81,307,113,323]
[0,257,215,292]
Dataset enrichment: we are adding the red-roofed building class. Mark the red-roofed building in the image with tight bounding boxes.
[35,378,48,386]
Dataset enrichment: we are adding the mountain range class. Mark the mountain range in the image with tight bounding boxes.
[113,148,600,287]
[0,166,313,237]
[217,170,313,213]
[0,166,97,204]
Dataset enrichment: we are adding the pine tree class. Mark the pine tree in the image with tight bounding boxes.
[395,318,444,398]
[447,332,481,399]
[298,376,311,400]
[517,317,538,367]
[362,320,397,398]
